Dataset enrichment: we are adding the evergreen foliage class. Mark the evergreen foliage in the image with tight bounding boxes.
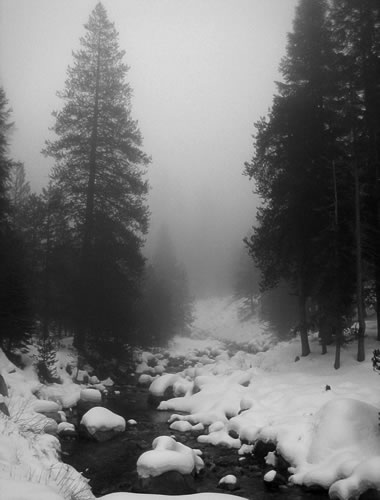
[44,3,150,346]
[139,226,194,345]
[0,89,33,350]
[245,0,380,363]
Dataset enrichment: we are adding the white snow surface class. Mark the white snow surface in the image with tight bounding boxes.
[0,478,65,500]
[1,296,380,500]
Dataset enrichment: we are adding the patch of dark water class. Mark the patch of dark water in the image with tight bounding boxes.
[61,381,329,500]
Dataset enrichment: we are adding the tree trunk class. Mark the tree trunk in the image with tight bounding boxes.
[354,159,365,361]
[334,321,341,370]
[298,277,310,356]
[77,37,101,349]
[332,159,341,369]
[376,263,380,342]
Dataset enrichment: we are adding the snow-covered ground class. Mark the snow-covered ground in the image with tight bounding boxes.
[1,295,380,500]
[135,297,380,500]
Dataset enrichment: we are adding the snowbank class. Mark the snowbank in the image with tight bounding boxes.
[0,478,65,500]
[149,318,380,499]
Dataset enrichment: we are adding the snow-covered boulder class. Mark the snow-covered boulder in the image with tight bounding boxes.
[136,436,204,478]
[290,398,380,494]
[218,474,239,491]
[80,406,126,442]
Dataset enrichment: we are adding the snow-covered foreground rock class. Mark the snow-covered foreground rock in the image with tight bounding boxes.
[137,436,204,478]
[140,317,380,499]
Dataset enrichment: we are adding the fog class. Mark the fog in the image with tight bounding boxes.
[0,0,298,297]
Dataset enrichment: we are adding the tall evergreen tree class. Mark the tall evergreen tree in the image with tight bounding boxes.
[245,0,344,356]
[330,0,380,348]
[0,88,32,349]
[44,3,150,346]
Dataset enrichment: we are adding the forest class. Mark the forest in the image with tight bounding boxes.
[0,0,379,369]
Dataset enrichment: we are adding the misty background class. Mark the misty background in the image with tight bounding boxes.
[0,0,298,296]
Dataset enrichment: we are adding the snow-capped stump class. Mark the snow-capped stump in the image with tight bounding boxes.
[80,406,126,442]
[136,435,204,478]
[127,419,137,426]
[218,474,239,491]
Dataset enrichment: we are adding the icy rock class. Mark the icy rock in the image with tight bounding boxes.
[218,474,239,491]
[80,406,126,442]
[264,469,287,490]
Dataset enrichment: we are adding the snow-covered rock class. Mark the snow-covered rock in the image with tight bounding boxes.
[80,406,126,441]
[136,436,204,478]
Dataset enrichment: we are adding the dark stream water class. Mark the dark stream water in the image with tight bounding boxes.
[61,379,328,500]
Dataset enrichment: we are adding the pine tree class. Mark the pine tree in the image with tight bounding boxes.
[245,0,337,356]
[44,3,150,346]
[7,161,31,231]
[332,0,380,352]
[0,88,33,350]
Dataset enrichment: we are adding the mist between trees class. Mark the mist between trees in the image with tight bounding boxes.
[0,0,379,368]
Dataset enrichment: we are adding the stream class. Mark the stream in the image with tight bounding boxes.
[61,377,328,500]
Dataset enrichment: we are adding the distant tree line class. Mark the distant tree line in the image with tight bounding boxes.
[0,3,193,355]
[245,0,380,367]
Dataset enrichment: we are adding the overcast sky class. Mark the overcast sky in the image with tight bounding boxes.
[0,0,298,296]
